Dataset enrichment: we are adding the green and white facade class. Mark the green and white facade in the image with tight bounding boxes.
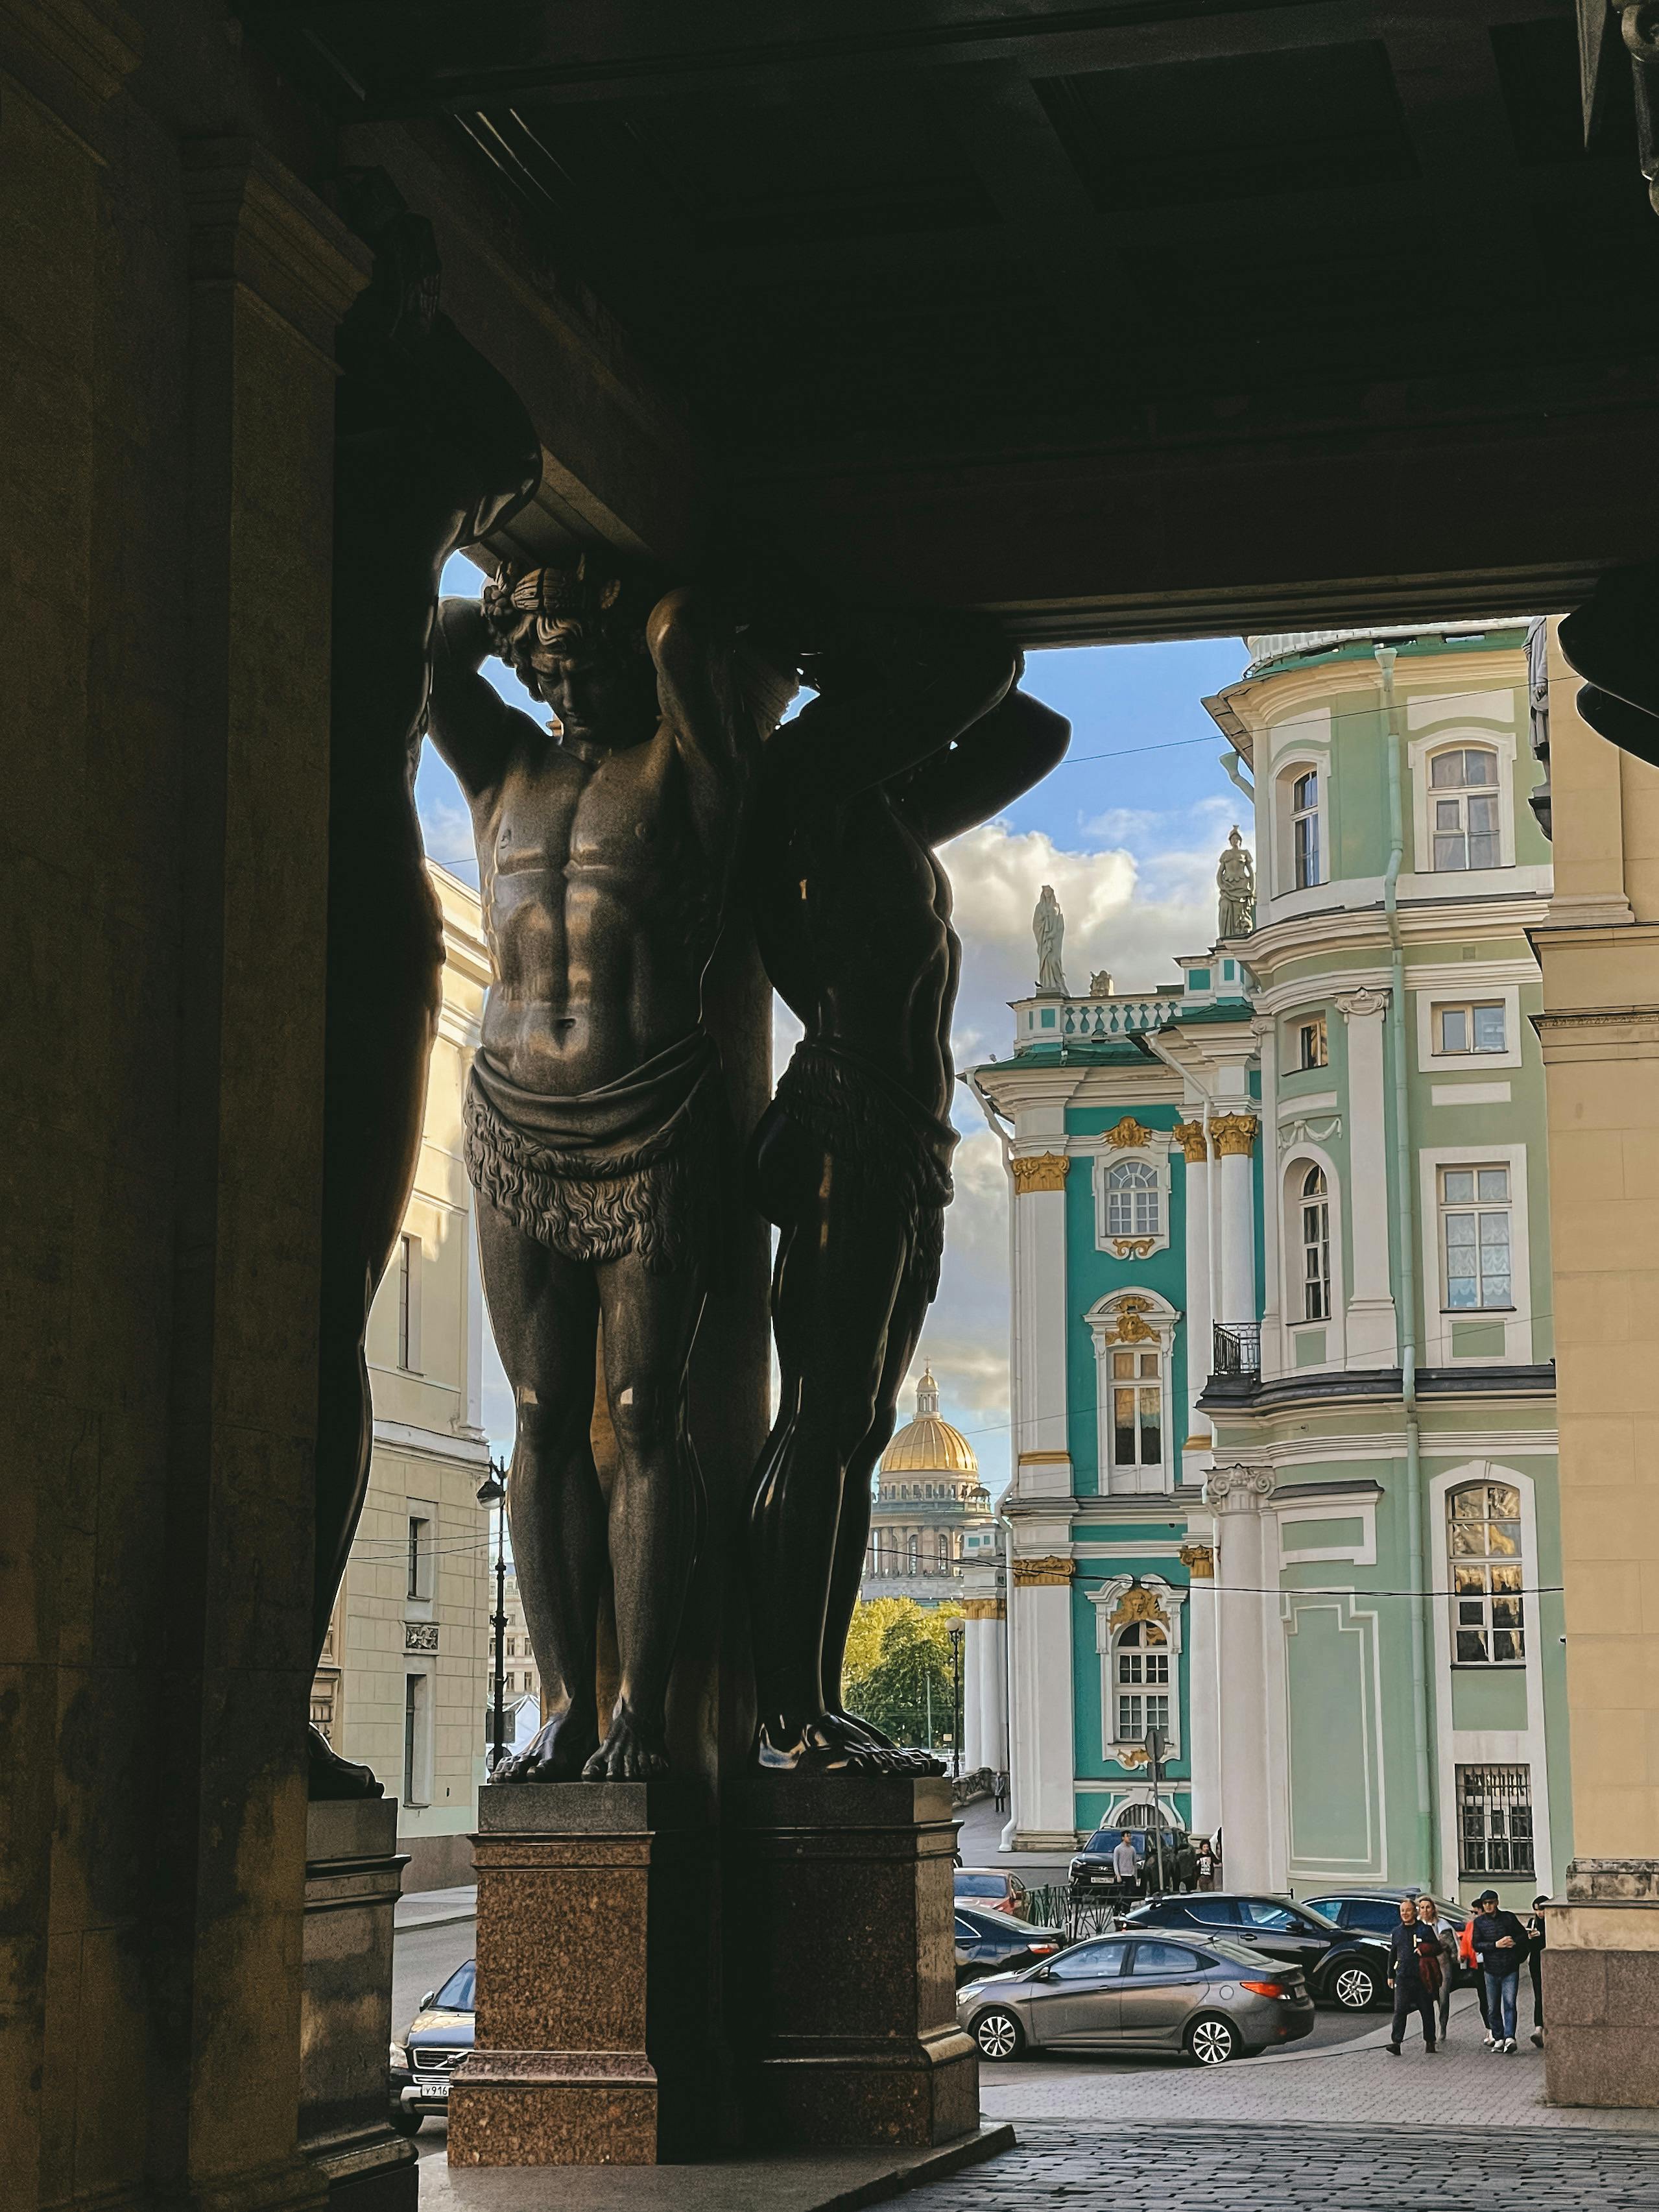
[971,623,1571,1908]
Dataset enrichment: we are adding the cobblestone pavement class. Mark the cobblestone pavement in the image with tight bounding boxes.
[972,1990,1659,2132]
[907,2124,1659,2209]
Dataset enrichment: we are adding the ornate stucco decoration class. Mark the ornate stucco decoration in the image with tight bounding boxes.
[1210,1112,1258,1158]
[1012,1151,1070,1195]
[1104,1116,1156,1150]
[1108,1236,1156,1260]
[1334,987,1389,1022]
[1172,1119,1208,1164]
[1110,1585,1163,1628]
[1099,1293,1157,1345]
[1011,1555,1075,1586]
[1114,1745,1151,1770]
[1205,1464,1275,1513]
[961,1596,1007,1620]
[1179,1542,1215,1580]
[1090,1572,1188,1650]
[1278,1114,1343,1152]
[404,1621,440,1652]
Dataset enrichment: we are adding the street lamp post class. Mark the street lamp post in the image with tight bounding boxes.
[1146,1725,1168,1895]
[948,1617,964,1781]
[475,1458,508,1777]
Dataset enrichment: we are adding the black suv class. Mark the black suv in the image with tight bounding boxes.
[1068,1827,1186,1902]
[1119,1892,1391,2009]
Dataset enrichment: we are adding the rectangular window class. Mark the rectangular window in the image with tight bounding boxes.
[1291,771,1321,889]
[403,1672,430,1806]
[1295,1013,1328,1070]
[407,1514,428,1602]
[396,1233,422,1373]
[1117,1691,1171,1742]
[1440,1164,1512,1309]
[1436,1001,1507,1055]
[1450,1480,1525,1664]
[1104,1159,1161,1238]
[310,1680,336,1739]
[1110,1350,1162,1470]
[1456,1763,1534,1878]
[1430,749,1501,871]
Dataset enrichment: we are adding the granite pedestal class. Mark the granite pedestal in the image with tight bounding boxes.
[300,1799,418,2212]
[728,1774,977,2148]
[448,1781,717,2165]
[1544,1860,1659,2106]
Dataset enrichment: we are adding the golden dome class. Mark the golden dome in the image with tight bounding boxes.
[880,1368,979,1476]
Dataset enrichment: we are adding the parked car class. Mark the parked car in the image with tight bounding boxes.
[1301,1888,1475,1985]
[389,1960,475,2134]
[1119,1892,1392,2010]
[959,1930,1315,2065]
[955,1868,1031,1920]
[1068,1827,1185,1902]
[955,1903,1064,1986]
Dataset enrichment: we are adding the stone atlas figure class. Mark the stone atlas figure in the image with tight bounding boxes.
[1216,824,1256,940]
[309,176,540,1796]
[745,618,1070,1770]
[428,562,788,1781]
[1033,882,1068,994]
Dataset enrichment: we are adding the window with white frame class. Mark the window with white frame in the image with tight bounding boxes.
[1291,769,1322,887]
[396,1232,422,1372]
[1457,1763,1534,1877]
[1294,1012,1328,1070]
[403,1671,431,1805]
[906,1533,919,1574]
[1429,748,1501,871]
[1109,1349,1163,1488]
[1439,1164,1512,1308]
[1114,1620,1171,1744]
[1435,1000,1507,1055]
[407,1512,431,1603]
[1104,1158,1160,1239]
[1299,1165,1331,1321]
[1450,1480,1525,1665]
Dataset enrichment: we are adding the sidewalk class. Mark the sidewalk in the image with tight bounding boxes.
[957,1797,1073,1875]
[396,1884,477,1932]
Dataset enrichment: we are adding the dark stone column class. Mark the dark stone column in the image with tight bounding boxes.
[728,1775,978,2148]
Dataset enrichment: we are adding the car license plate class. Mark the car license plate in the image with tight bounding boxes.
[420,2079,450,2100]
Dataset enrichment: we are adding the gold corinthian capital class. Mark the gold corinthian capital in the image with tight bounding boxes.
[1010,1555,1076,1586]
[1172,1119,1208,1164]
[1210,1112,1259,1159]
[1011,1152,1070,1194]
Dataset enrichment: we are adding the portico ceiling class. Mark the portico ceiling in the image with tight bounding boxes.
[248,2,1659,635]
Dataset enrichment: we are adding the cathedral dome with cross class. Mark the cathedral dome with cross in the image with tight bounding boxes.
[862,1368,997,1604]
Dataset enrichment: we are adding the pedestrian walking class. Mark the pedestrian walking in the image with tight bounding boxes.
[1111,1831,1142,1897]
[1385,1895,1438,2054]
[1195,1836,1216,1891]
[992,1770,1007,1814]
[1414,1895,1459,2042]
[1526,1894,1548,2047]
[1173,1836,1200,1892]
[1470,1889,1528,2052]
[1457,1914,1490,2036]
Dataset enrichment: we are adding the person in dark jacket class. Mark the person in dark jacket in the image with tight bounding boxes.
[1526,1895,1548,2047]
[1173,1839,1200,1892]
[1385,1895,1438,2054]
[1470,1890,1528,2052]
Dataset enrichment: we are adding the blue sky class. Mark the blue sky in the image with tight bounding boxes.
[424,555,1253,1491]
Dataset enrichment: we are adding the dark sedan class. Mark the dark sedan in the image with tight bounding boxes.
[1120,1892,1392,2010]
[389,1960,475,2134]
[955,1903,1063,1987]
[1302,1888,1475,1986]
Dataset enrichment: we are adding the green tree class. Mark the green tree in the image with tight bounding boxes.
[842,1597,962,1750]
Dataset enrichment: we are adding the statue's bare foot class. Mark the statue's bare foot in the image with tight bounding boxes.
[492,1707,599,1784]
[754,1711,946,1775]
[308,1724,384,1799]
[581,1702,670,1782]
[826,1703,898,1750]
[820,1705,938,1773]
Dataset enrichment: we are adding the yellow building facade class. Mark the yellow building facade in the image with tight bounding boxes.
[311,865,494,1890]
[1533,621,1659,2103]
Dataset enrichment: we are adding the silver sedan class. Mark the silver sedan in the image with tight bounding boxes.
[958,1932,1315,2065]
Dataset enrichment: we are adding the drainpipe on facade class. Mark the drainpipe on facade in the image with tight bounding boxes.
[970,1070,1022,1853]
[1376,643,1436,1879]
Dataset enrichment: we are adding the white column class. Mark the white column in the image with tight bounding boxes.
[1250,1018,1283,1379]
[1335,987,1399,1367]
[1182,1536,1221,1838]
[1010,1151,1073,1495]
[1208,1466,1276,1888]
[1007,1551,1077,1849]
[1176,1120,1211,1434]
[464,1207,486,1435]
[980,1605,1008,1773]
[1214,1114,1259,1328]
[962,1618,985,1772]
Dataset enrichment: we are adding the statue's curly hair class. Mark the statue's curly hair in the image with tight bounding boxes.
[480,556,652,684]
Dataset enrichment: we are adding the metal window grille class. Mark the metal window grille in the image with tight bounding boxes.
[1457,1763,1534,1877]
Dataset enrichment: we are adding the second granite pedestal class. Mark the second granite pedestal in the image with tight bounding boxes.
[448,1781,717,2166]
[728,1773,977,2148]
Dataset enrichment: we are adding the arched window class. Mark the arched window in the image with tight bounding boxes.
[1104,1158,1160,1239]
[1300,1165,1331,1321]
[906,1532,919,1575]
[1450,1480,1525,1664]
[1291,769,1321,887]
[935,1532,950,1571]
[1114,1621,1171,1743]
[1430,748,1499,871]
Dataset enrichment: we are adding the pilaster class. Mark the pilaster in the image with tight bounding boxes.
[1211,1113,1258,1330]
[1179,1538,1221,1839]
[1206,1467,1278,1889]
[1335,987,1399,1365]
[1010,1148,1073,1494]
[1173,1119,1213,1443]
[1005,1550,1077,1849]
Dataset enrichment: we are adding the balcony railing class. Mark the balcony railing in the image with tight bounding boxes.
[1211,1323,1261,1378]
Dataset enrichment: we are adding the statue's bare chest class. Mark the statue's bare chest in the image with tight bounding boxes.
[491,732,684,880]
